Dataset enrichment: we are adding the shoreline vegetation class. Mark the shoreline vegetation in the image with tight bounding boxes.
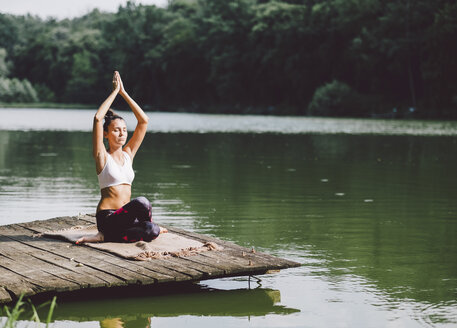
[0,103,451,120]
[0,295,56,328]
[1,0,456,119]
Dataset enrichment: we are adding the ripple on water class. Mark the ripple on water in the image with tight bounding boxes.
[416,301,457,327]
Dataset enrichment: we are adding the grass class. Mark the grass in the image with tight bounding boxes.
[0,295,57,328]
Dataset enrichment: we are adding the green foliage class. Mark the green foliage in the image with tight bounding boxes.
[0,78,11,100]
[0,77,39,102]
[307,80,363,117]
[0,46,38,102]
[65,48,100,102]
[34,84,56,102]
[22,79,38,102]
[1,296,24,328]
[249,1,310,108]
[195,0,254,106]
[0,0,455,117]
[0,295,57,328]
[421,2,457,115]
[0,48,9,77]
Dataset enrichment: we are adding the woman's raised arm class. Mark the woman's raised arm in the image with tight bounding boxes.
[118,73,149,160]
[93,72,120,173]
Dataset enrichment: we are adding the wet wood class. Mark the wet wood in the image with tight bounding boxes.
[0,214,301,304]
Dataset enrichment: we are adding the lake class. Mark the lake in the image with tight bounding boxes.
[1,108,456,327]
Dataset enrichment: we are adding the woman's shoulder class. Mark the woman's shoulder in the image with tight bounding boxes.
[122,149,133,161]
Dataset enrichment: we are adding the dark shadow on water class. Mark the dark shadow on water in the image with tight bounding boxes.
[26,282,299,326]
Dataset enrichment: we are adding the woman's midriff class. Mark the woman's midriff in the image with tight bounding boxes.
[97,184,132,212]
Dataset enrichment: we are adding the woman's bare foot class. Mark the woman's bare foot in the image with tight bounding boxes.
[76,232,104,244]
[159,227,168,234]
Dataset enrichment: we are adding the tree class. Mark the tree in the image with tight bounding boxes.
[422,1,457,117]
[0,48,9,77]
[308,80,363,117]
[0,47,38,102]
[0,0,455,117]
[195,0,254,108]
[63,28,105,103]
[249,1,310,109]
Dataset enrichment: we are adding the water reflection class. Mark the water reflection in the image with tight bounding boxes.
[1,129,456,326]
[135,133,457,325]
[0,130,98,221]
[30,284,297,327]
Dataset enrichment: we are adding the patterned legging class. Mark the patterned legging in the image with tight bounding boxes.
[96,196,160,242]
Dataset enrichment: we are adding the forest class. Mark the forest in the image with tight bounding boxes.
[0,0,456,118]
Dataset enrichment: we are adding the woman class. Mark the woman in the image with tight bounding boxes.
[77,71,166,244]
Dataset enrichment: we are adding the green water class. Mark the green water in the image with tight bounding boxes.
[0,113,457,327]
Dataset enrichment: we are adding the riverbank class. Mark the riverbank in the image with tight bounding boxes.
[1,108,457,136]
[2,102,456,120]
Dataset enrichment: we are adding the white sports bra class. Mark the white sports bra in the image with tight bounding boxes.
[97,151,135,189]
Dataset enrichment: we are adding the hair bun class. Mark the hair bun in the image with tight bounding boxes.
[103,109,124,132]
[105,109,115,118]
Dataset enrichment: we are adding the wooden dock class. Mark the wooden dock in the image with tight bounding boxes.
[0,214,300,304]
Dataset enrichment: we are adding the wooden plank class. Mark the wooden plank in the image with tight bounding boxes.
[13,222,183,283]
[35,215,281,268]
[9,239,126,287]
[165,226,244,251]
[140,259,204,282]
[78,214,96,224]
[3,237,157,289]
[8,224,177,284]
[0,252,80,293]
[173,252,273,279]
[17,217,199,282]
[12,236,166,285]
[0,235,109,288]
[20,216,300,271]
[163,225,295,271]
[18,216,92,233]
[0,215,301,304]
[196,251,269,275]
[0,266,37,298]
[166,226,300,269]
[17,218,222,282]
[223,248,296,271]
[63,216,228,280]
[21,215,298,269]
[163,256,225,279]
[16,228,201,284]
[0,286,12,303]
[20,219,297,277]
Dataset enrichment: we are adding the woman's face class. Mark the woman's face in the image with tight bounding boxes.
[104,118,127,148]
